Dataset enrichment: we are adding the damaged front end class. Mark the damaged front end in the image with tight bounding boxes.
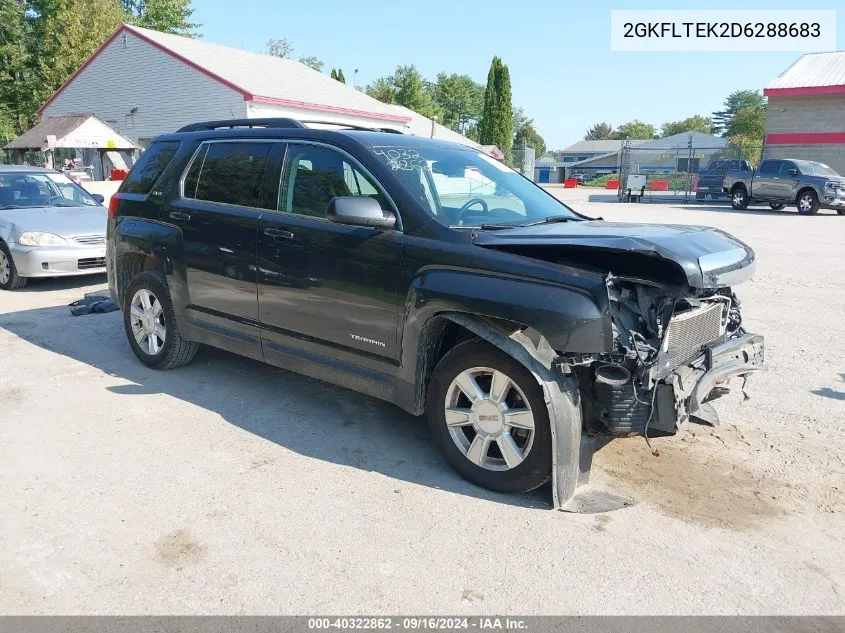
[568,277,764,438]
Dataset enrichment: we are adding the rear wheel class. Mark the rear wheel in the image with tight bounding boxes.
[797,190,819,215]
[426,340,552,493]
[838,209,845,216]
[731,187,749,210]
[123,271,198,369]
[0,242,27,290]
[769,202,785,211]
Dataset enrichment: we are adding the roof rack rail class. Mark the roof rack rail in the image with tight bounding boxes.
[299,120,404,134]
[176,118,306,133]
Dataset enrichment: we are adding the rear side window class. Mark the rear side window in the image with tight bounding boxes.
[759,160,781,175]
[185,142,272,208]
[120,141,180,194]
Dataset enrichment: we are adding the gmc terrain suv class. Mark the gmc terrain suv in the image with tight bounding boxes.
[107,119,764,506]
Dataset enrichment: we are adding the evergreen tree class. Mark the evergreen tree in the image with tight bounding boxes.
[478,56,513,164]
[330,68,337,80]
[337,69,345,84]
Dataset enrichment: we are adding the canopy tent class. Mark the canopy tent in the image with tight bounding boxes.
[4,114,139,180]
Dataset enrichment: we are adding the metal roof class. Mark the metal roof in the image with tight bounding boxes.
[558,139,630,154]
[122,25,411,123]
[765,51,845,94]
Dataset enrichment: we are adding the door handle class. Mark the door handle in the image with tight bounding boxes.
[169,211,191,222]
[264,228,295,241]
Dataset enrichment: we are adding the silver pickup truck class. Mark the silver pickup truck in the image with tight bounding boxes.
[723,158,845,215]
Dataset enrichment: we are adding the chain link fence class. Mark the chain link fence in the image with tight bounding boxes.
[512,143,536,179]
[617,137,765,203]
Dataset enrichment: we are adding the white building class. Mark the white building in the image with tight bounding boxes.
[40,24,479,149]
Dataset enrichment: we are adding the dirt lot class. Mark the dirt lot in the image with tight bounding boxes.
[1,193,843,614]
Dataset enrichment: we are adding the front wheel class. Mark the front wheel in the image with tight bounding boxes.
[426,340,552,493]
[769,202,785,211]
[0,242,27,290]
[123,271,198,369]
[797,190,820,215]
[731,187,749,210]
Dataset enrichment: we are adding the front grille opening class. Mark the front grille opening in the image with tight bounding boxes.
[78,257,106,270]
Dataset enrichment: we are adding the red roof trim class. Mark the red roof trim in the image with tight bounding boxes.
[39,24,412,126]
[766,132,845,145]
[249,95,412,123]
[764,85,845,97]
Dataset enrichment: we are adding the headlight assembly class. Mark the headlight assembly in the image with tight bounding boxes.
[18,232,68,246]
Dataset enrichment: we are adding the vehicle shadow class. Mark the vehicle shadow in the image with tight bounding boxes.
[15,273,107,293]
[0,303,551,510]
[811,387,845,401]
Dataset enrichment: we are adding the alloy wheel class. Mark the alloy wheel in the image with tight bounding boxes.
[798,194,813,213]
[129,288,166,356]
[732,191,745,207]
[444,366,535,471]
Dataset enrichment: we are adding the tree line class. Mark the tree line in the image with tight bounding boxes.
[0,0,198,142]
[574,90,767,160]
[362,59,544,165]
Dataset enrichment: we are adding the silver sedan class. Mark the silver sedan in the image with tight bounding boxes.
[0,166,108,290]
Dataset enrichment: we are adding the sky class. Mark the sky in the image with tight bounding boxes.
[191,0,844,149]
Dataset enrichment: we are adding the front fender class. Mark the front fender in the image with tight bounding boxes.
[401,267,611,356]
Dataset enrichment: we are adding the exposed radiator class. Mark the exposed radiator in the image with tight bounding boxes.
[660,302,726,371]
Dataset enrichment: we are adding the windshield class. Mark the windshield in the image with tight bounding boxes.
[0,172,100,209]
[371,146,581,227]
[794,161,840,177]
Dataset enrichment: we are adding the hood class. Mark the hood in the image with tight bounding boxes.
[1,205,107,240]
[472,220,756,288]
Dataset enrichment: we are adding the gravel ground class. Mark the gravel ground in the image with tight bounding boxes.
[1,193,843,615]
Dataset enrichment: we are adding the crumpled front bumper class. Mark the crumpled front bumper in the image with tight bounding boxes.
[651,332,764,433]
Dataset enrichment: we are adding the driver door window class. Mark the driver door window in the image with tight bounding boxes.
[278,145,386,218]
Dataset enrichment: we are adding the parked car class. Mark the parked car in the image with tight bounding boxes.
[107,119,764,500]
[0,165,107,290]
[723,158,845,215]
[696,159,752,200]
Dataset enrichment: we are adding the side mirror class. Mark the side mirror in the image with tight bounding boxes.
[787,169,798,176]
[327,196,396,230]
[91,193,105,204]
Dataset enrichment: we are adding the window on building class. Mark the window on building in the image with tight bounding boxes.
[120,141,180,194]
[186,142,272,208]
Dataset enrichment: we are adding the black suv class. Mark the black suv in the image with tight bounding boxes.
[107,119,764,505]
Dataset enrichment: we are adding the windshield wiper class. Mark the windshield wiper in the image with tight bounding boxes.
[522,215,582,226]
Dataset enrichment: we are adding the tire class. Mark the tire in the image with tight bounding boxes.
[0,241,27,290]
[122,270,198,369]
[695,191,706,201]
[426,340,552,493]
[769,202,785,211]
[797,190,820,215]
[838,209,845,216]
[731,187,749,210]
